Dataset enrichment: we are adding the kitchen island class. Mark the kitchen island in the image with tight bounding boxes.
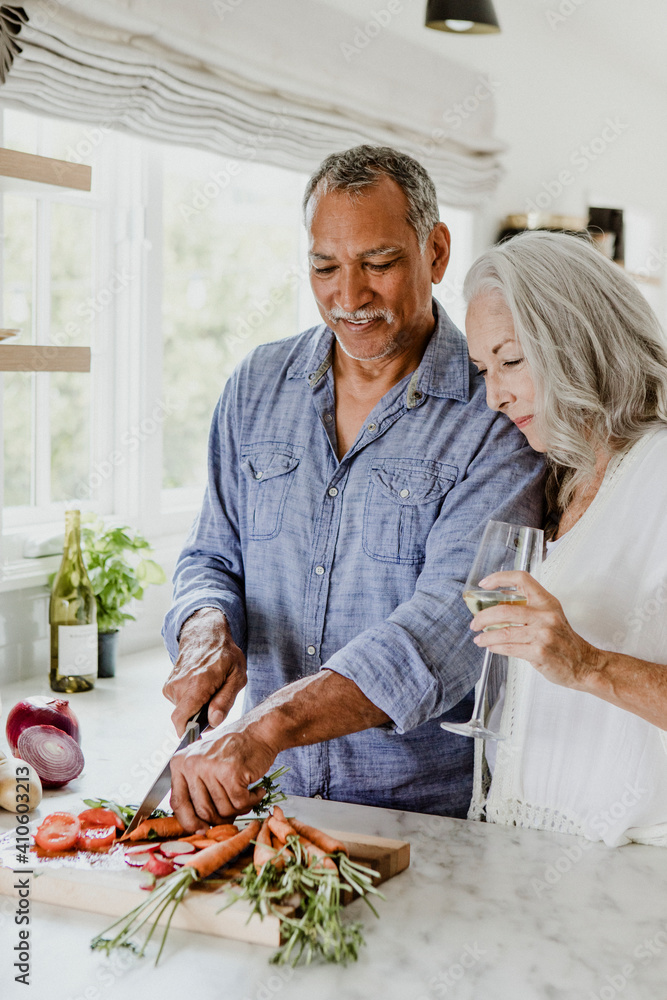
[0,649,665,1000]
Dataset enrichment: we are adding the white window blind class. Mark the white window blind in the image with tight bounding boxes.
[0,0,504,208]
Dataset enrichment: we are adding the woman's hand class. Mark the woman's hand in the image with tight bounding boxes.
[470,570,601,689]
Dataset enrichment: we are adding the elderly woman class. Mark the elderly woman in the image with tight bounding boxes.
[463,230,667,847]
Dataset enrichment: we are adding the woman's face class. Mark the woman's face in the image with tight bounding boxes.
[466,292,546,453]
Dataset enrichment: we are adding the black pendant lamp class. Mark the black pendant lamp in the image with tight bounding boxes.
[425,0,500,34]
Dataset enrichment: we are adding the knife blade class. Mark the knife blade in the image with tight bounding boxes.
[121,702,210,840]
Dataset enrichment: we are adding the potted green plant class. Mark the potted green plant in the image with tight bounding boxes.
[80,517,166,677]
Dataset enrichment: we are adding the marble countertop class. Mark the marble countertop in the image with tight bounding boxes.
[1,649,665,1000]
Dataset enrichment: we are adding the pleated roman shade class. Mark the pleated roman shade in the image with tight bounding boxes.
[0,0,505,206]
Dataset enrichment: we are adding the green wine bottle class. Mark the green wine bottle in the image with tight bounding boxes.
[49,509,97,693]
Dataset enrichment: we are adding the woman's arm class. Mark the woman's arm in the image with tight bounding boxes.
[471,570,667,730]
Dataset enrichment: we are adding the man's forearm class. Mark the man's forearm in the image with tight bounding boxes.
[237,669,390,755]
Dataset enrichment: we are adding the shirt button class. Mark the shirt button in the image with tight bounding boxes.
[307,645,316,655]
[413,390,423,400]
[328,487,338,497]
[255,471,263,479]
[324,413,333,424]
[313,794,323,799]
[315,565,325,575]
[367,422,377,432]
[399,488,410,498]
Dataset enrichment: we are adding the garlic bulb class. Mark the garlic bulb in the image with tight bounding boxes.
[0,749,43,812]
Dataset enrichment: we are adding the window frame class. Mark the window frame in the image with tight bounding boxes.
[0,108,477,591]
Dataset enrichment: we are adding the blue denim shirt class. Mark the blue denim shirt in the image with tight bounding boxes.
[163,301,545,816]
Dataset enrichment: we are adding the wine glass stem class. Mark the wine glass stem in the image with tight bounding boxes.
[470,648,494,725]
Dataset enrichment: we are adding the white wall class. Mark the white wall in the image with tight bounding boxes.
[320,0,667,315]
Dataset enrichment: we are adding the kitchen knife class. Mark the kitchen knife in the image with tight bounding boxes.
[121,702,210,840]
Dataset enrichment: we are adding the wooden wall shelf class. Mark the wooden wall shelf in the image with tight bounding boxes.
[0,148,91,192]
[0,346,91,372]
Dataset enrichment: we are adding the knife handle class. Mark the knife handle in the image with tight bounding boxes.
[186,701,210,734]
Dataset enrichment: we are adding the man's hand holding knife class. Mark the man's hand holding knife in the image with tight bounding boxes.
[163,608,247,736]
[163,609,389,832]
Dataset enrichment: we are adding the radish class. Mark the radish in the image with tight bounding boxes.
[124,851,156,868]
[124,843,161,856]
[159,841,196,857]
[142,854,176,878]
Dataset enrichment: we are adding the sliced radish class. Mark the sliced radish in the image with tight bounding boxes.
[124,851,157,868]
[170,853,199,866]
[159,840,196,857]
[142,854,176,878]
[124,842,161,856]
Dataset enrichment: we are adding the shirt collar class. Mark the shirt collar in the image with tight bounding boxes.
[286,299,470,403]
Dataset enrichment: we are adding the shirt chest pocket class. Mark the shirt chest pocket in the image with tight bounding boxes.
[363,459,457,565]
[240,449,300,540]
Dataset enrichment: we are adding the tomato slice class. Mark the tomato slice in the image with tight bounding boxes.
[77,825,117,853]
[34,812,81,852]
[78,807,125,831]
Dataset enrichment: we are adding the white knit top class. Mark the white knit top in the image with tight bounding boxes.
[470,428,667,847]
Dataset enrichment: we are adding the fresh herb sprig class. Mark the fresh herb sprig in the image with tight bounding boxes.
[91,868,196,965]
[248,765,289,816]
[222,835,383,966]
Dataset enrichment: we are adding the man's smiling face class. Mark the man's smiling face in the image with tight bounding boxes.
[307,174,450,362]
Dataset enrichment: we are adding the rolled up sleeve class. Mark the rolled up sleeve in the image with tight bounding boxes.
[323,418,545,733]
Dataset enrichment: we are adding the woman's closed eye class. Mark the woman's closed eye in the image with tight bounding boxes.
[475,358,524,378]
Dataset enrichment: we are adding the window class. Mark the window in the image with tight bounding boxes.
[0,106,474,575]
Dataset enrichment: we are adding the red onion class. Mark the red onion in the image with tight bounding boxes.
[16,725,85,788]
[6,696,80,754]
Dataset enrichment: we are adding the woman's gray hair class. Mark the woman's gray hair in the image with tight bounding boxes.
[464,229,667,511]
[303,145,440,252]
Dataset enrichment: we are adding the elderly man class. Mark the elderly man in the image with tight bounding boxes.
[162,145,544,829]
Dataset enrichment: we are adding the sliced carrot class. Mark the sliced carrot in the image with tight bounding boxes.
[186,838,212,850]
[287,817,348,856]
[122,816,186,842]
[183,821,261,879]
[206,824,239,841]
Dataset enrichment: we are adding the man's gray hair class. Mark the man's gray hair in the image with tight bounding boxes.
[303,145,440,251]
[464,229,667,511]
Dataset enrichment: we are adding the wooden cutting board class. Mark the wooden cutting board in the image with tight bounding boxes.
[0,829,410,947]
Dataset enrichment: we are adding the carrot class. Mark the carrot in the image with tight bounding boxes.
[253,820,279,872]
[287,817,348,856]
[188,838,214,849]
[267,808,337,871]
[183,820,261,879]
[206,824,239,841]
[123,816,186,842]
[297,837,337,872]
[267,809,296,845]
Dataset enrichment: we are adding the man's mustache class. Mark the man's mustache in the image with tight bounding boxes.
[325,307,396,325]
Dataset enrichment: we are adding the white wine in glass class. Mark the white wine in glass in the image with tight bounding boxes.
[441,519,543,741]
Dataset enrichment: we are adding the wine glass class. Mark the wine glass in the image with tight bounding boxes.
[440,519,544,741]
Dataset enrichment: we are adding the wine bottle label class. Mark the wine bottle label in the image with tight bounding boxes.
[58,624,98,675]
